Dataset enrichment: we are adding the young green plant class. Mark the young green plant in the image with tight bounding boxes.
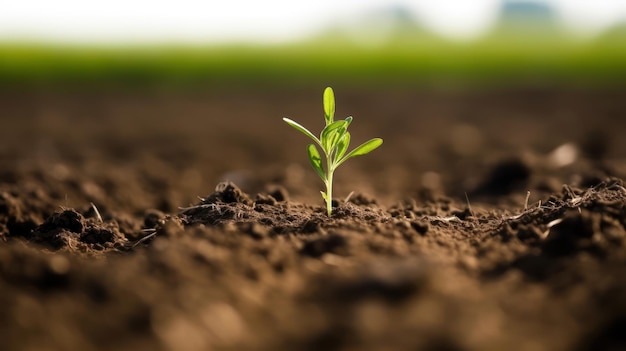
[283,87,383,216]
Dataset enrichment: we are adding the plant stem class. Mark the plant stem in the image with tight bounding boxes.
[326,157,334,216]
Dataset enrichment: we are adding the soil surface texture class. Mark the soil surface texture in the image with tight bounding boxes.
[2,86,626,351]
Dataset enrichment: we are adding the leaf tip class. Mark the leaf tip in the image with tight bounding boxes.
[323,87,335,124]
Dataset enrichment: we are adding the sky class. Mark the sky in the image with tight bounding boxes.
[0,0,625,44]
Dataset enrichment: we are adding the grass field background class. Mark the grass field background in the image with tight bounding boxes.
[2,28,626,88]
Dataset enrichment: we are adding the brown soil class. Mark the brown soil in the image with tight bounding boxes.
[1,86,626,351]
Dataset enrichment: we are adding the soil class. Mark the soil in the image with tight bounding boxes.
[1,86,626,351]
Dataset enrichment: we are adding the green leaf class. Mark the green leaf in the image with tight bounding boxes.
[323,87,335,125]
[329,126,347,156]
[321,120,347,152]
[335,132,351,161]
[337,138,383,167]
[321,120,346,138]
[335,126,347,144]
[326,117,351,157]
[283,118,321,146]
[307,144,326,182]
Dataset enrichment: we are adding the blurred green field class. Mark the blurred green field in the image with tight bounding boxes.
[1,33,626,88]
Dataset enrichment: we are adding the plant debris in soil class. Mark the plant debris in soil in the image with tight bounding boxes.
[1,87,626,351]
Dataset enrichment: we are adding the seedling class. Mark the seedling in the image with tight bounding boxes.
[283,87,383,216]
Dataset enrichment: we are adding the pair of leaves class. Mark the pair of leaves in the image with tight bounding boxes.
[306,137,382,182]
[283,117,381,176]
